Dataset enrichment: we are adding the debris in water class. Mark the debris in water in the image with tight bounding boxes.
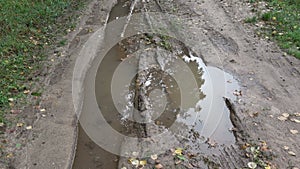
[233,90,242,96]
[206,138,217,147]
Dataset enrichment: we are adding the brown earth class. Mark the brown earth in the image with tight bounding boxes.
[2,0,299,168]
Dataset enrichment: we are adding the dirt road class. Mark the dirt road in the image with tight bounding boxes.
[10,0,300,168]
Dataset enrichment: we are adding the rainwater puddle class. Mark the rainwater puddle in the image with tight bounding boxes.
[73,0,240,168]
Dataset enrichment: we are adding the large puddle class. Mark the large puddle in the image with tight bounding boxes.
[73,0,240,168]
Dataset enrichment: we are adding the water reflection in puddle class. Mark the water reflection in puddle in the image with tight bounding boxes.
[73,44,240,169]
[73,0,240,168]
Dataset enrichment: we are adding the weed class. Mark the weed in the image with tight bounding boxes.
[0,0,85,121]
[246,0,300,58]
[244,16,258,23]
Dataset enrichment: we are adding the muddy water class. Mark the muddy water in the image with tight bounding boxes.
[72,1,130,169]
[73,0,240,168]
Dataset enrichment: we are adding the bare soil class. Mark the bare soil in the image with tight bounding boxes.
[4,0,300,168]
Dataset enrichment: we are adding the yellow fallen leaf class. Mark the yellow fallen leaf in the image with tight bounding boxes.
[139,160,147,165]
[17,123,23,127]
[265,165,271,169]
[128,158,135,163]
[175,148,183,155]
[6,153,13,158]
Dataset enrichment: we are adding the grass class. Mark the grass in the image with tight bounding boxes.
[245,0,300,58]
[0,0,84,123]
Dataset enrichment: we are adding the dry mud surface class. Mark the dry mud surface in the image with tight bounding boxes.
[8,0,300,169]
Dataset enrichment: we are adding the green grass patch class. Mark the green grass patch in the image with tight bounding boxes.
[0,0,84,122]
[245,16,258,23]
[246,0,300,58]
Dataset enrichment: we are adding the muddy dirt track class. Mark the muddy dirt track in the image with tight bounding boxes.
[10,0,300,169]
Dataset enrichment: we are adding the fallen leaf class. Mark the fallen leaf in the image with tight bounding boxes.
[174,148,183,155]
[40,109,46,112]
[23,90,30,94]
[11,109,21,114]
[121,167,127,169]
[151,154,158,160]
[26,126,32,130]
[175,160,181,165]
[155,164,163,169]
[248,162,257,169]
[132,152,138,156]
[17,123,23,127]
[290,118,300,123]
[6,153,13,158]
[288,151,296,156]
[277,116,287,121]
[233,90,242,96]
[16,143,21,148]
[290,129,298,135]
[8,98,14,102]
[176,155,186,161]
[283,146,289,150]
[282,113,290,118]
[206,138,217,147]
[265,165,271,169]
[294,112,300,117]
[139,160,147,165]
[0,123,4,127]
[131,159,139,166]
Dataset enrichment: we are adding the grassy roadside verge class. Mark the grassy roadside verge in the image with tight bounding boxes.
[245,0,300,58]
[0,0,86,165]
[0,0,84,123]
